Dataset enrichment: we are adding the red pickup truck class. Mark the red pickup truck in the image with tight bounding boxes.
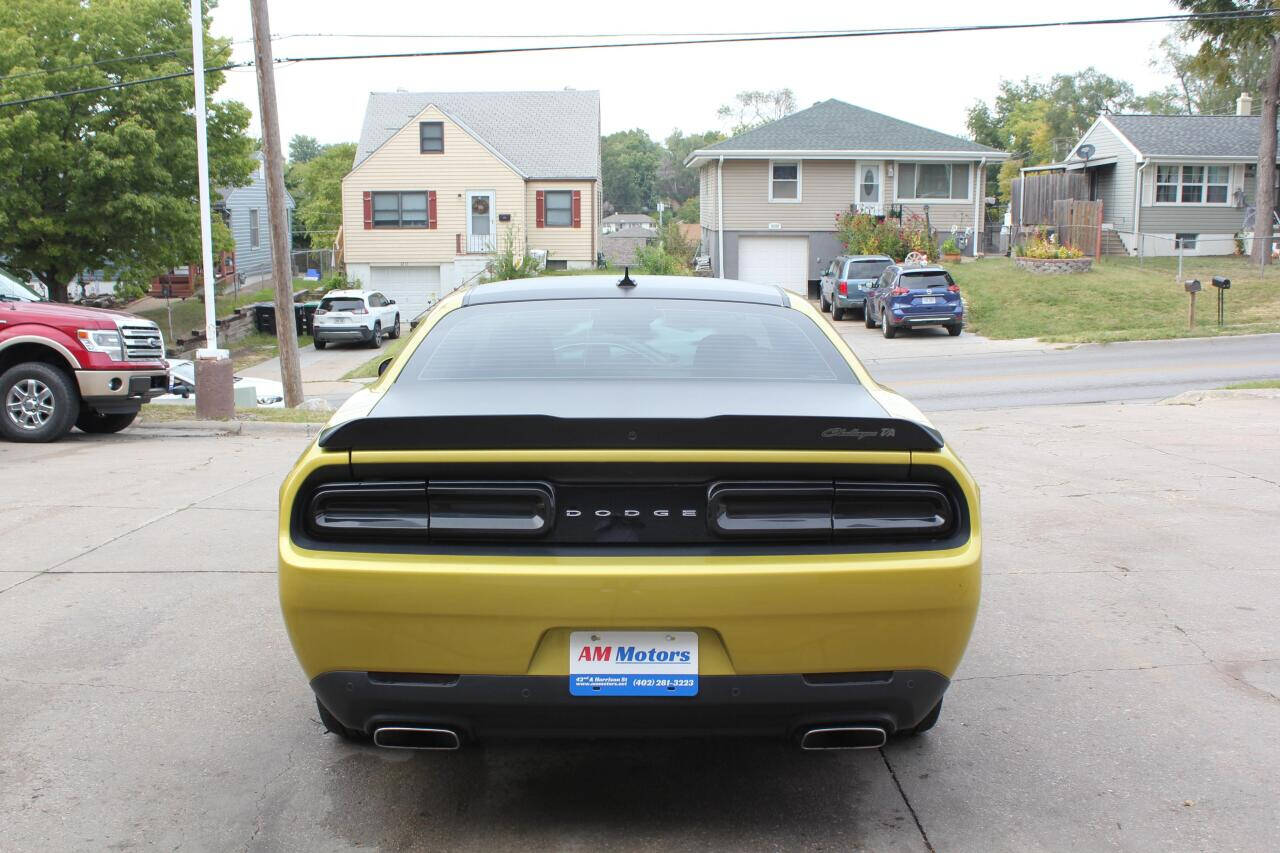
[0,281,169,442]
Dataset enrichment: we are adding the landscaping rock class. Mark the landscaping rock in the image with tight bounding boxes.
[1013,256,1093,274]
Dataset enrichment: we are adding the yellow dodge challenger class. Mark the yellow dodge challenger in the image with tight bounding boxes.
[278,274,981,750]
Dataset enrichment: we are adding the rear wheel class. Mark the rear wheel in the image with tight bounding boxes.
[832,303,844,321]
[316,698,368,742]
[947,322,963,337]
[0,362,79,443]
[368,322,382,349]
[864,302,877,328]
[881,310,897,339]
[314,339,327,350]
[389,314,401,338]
[76,409,137,434]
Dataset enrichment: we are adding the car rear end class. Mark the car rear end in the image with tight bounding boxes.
[312,293,373,345]
[885,268,964,332]
[279,280,981,747]
[834,257,892,314]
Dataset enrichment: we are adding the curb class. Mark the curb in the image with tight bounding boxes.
[130,419,324,436]
[1158,388,1280,406]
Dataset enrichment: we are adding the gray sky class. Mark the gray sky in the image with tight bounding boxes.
[211,0,1182,148]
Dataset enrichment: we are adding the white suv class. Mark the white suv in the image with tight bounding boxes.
[312,290,401,350]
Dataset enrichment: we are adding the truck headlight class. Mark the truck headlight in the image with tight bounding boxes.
[77,329,124,361]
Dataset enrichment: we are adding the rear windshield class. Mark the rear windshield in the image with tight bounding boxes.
[319,297,364,312]
[898,272,954,289]
[402,299,855,382]
[844,260,891,280]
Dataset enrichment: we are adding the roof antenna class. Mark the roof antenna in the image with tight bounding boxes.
[617,267,636,288]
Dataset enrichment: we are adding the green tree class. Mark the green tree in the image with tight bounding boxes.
[288,142,355,250]
[1176,0,1280,264]
[658,129,725,203]
[601,129,661,214]
[717,89,796,135]
[674,196,700,224]
[0,0,256,302]
[1154,30,1272,114]
[288,134,323,164]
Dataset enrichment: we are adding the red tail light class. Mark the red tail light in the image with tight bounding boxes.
[891,287,909,296]
[947,284,960,293]
[838,280,848,295]
[314,308,327,315]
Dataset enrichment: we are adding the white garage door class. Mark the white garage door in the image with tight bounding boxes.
[737,236,809,295]
[369,266,441,319]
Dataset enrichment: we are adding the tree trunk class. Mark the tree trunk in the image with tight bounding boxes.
[40,271,70,303]
[1251,34,1280,266]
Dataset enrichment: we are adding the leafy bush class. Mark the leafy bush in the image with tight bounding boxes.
[835,212,933,261]
[1016,230,1084,260]
[941,238,961,255]
[319,270,350,291]
[482,228,541,282]
[634,242,689,275]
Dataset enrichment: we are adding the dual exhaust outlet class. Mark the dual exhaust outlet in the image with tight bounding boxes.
[368,724,888,751]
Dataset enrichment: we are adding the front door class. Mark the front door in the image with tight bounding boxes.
[466,190,495,253]
[856,162,883,215]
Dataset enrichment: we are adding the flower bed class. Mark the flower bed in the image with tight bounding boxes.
[1013,256,1093,274]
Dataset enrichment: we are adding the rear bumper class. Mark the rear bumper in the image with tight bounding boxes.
[312,669,949,739]
[313,325,373,343]
[834,293,867,309]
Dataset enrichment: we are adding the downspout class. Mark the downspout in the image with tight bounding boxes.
[1133,159,1147,255]
[716,155,725,278]
[973,157,986,256]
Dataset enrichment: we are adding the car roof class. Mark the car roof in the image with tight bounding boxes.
[838,254,893,262]
[462,275,789,307]
[889,264,948,274]
[324,289,368,299]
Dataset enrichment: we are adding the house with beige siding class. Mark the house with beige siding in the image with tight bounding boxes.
[686,99,1006,295]
[341,90,600,317]
[1025,94,1275,256]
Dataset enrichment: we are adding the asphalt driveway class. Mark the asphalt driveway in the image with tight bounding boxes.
[1,397,1277,851]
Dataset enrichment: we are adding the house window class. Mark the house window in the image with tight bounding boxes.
[419,122,443,153]
[1175,233,1198,250]
[769,161,801,202]
[249,209,260,248]
[896,163,970,201]
[372,191,429,228]
[544,190,573,227]
[1156,164,1229,204]
[545,259,568,271]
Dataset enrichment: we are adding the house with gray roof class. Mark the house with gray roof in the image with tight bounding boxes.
[685,98,1006,294]
[1026,94,1275,256]
[218,151,295,281]
[341,90,601,316]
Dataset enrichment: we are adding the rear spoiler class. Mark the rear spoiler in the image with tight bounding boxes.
[317,415,944,452]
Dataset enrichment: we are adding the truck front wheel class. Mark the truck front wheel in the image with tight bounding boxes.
[0,362,79,443]
[76,409,138,434]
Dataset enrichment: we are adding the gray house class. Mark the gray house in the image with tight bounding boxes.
[686,99,1007,295]
[1028,94,1274,256]
[217,151,295,281]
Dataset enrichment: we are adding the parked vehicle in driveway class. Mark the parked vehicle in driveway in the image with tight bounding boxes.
[864,264,964,338]
[155,359,284,408]
[819,255,892,320]
[0,289,168,442]
[312,290,401,350]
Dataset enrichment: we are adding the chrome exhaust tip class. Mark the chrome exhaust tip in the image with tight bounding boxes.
[372,726,462,750]
[799,726,888,750]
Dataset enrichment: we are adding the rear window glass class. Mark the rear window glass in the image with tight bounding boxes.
[844,260,891,280]
[898,272,953,289]
[403,299,855,382]
[319,297,365,312]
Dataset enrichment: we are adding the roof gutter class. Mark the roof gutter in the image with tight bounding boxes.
[717,155,725,278]
[686,148,1010,168]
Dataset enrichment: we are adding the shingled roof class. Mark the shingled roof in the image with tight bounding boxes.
[697,99,1003,156]
[1105,114,1280,158]
[353,90,600,178]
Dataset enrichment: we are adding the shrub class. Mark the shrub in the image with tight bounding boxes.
[482,227,541,282]
[634,242,688,275]
[1016,230,1084,260]
[836,211,933,261]
[941,238,961,255]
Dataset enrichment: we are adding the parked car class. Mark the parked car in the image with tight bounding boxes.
[279,274,981,750]
[0,291,168,442]
[819,255,893,320]
[312,290,401,350]
[155,359,284,408]
[864,263,964,338]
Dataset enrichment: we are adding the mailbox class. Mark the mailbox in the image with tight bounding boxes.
[1184,279,1202,293]
[1212,276,1231,289]
[498,213,512,222]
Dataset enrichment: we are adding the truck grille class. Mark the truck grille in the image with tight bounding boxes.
[120,323,164,361]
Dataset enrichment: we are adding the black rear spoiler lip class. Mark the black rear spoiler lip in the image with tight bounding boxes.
[318,415,944,453]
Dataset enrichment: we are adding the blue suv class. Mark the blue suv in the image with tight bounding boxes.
[819,255,893,321]
[865,264,964,338]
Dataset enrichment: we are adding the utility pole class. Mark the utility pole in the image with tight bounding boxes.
[251,0,304,407]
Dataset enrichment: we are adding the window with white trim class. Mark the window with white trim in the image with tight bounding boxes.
[896,162,970,201]
[249,209,260,248]
[1175,233,1198,250]
[769,161,800,201]
[1155,164,1229,204]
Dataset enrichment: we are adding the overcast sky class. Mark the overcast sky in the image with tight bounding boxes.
[210,0,1182,148]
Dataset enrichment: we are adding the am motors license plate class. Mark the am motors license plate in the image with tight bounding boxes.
[919,296,939,304]
[569,631,698,697]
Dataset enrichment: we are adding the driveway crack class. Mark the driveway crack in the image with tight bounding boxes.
[880,748,934,852]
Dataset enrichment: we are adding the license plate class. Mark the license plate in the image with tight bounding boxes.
[569,631,698,697]
[919,296,938,305]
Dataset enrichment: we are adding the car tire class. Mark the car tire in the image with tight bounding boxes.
[881,310,897,339]
[864,303,877,328]
[832,304,844,321]
[0,362,79,443]
[389,314,401,339]
[368,322,382,349]
[316,698,368,742]
[76,409,137,434]
[314,339,327,350]
[903,698,943,736]
[947,322,963,337]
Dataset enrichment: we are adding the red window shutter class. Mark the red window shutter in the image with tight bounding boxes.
[536,190,545,228]
[571,190,581,228]
[362,192,372,229]
[427,191,437,229]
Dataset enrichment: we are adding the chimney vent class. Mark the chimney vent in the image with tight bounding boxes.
[1237,92,1253,116]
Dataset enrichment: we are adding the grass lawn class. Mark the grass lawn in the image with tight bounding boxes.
[1224,378,1280,389]
[138,403,331,424]
[342,335,410,379]
[950,256,1280,343]
[136,278,314,344]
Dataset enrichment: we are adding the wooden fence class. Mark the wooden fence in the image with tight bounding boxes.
[1053,199,1104,258]
[1010,173,1090,227]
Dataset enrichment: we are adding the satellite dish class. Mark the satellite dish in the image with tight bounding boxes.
[1076,143,1096,161]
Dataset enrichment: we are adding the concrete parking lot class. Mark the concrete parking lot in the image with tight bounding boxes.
[2,397,1278,851]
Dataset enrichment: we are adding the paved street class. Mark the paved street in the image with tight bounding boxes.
[2,396,1278,851]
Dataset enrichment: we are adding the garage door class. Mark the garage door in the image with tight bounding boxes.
[369,266,441,319]
[737,236,809,295]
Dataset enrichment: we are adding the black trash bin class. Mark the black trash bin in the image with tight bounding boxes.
[252,302,276,334]
[297,301,320,336]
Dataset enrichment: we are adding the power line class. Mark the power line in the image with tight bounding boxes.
[2,9,1277,111]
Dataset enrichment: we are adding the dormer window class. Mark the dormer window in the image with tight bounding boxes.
[419,122,443,153]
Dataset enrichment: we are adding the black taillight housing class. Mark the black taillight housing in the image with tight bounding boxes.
[307,481,429,539]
